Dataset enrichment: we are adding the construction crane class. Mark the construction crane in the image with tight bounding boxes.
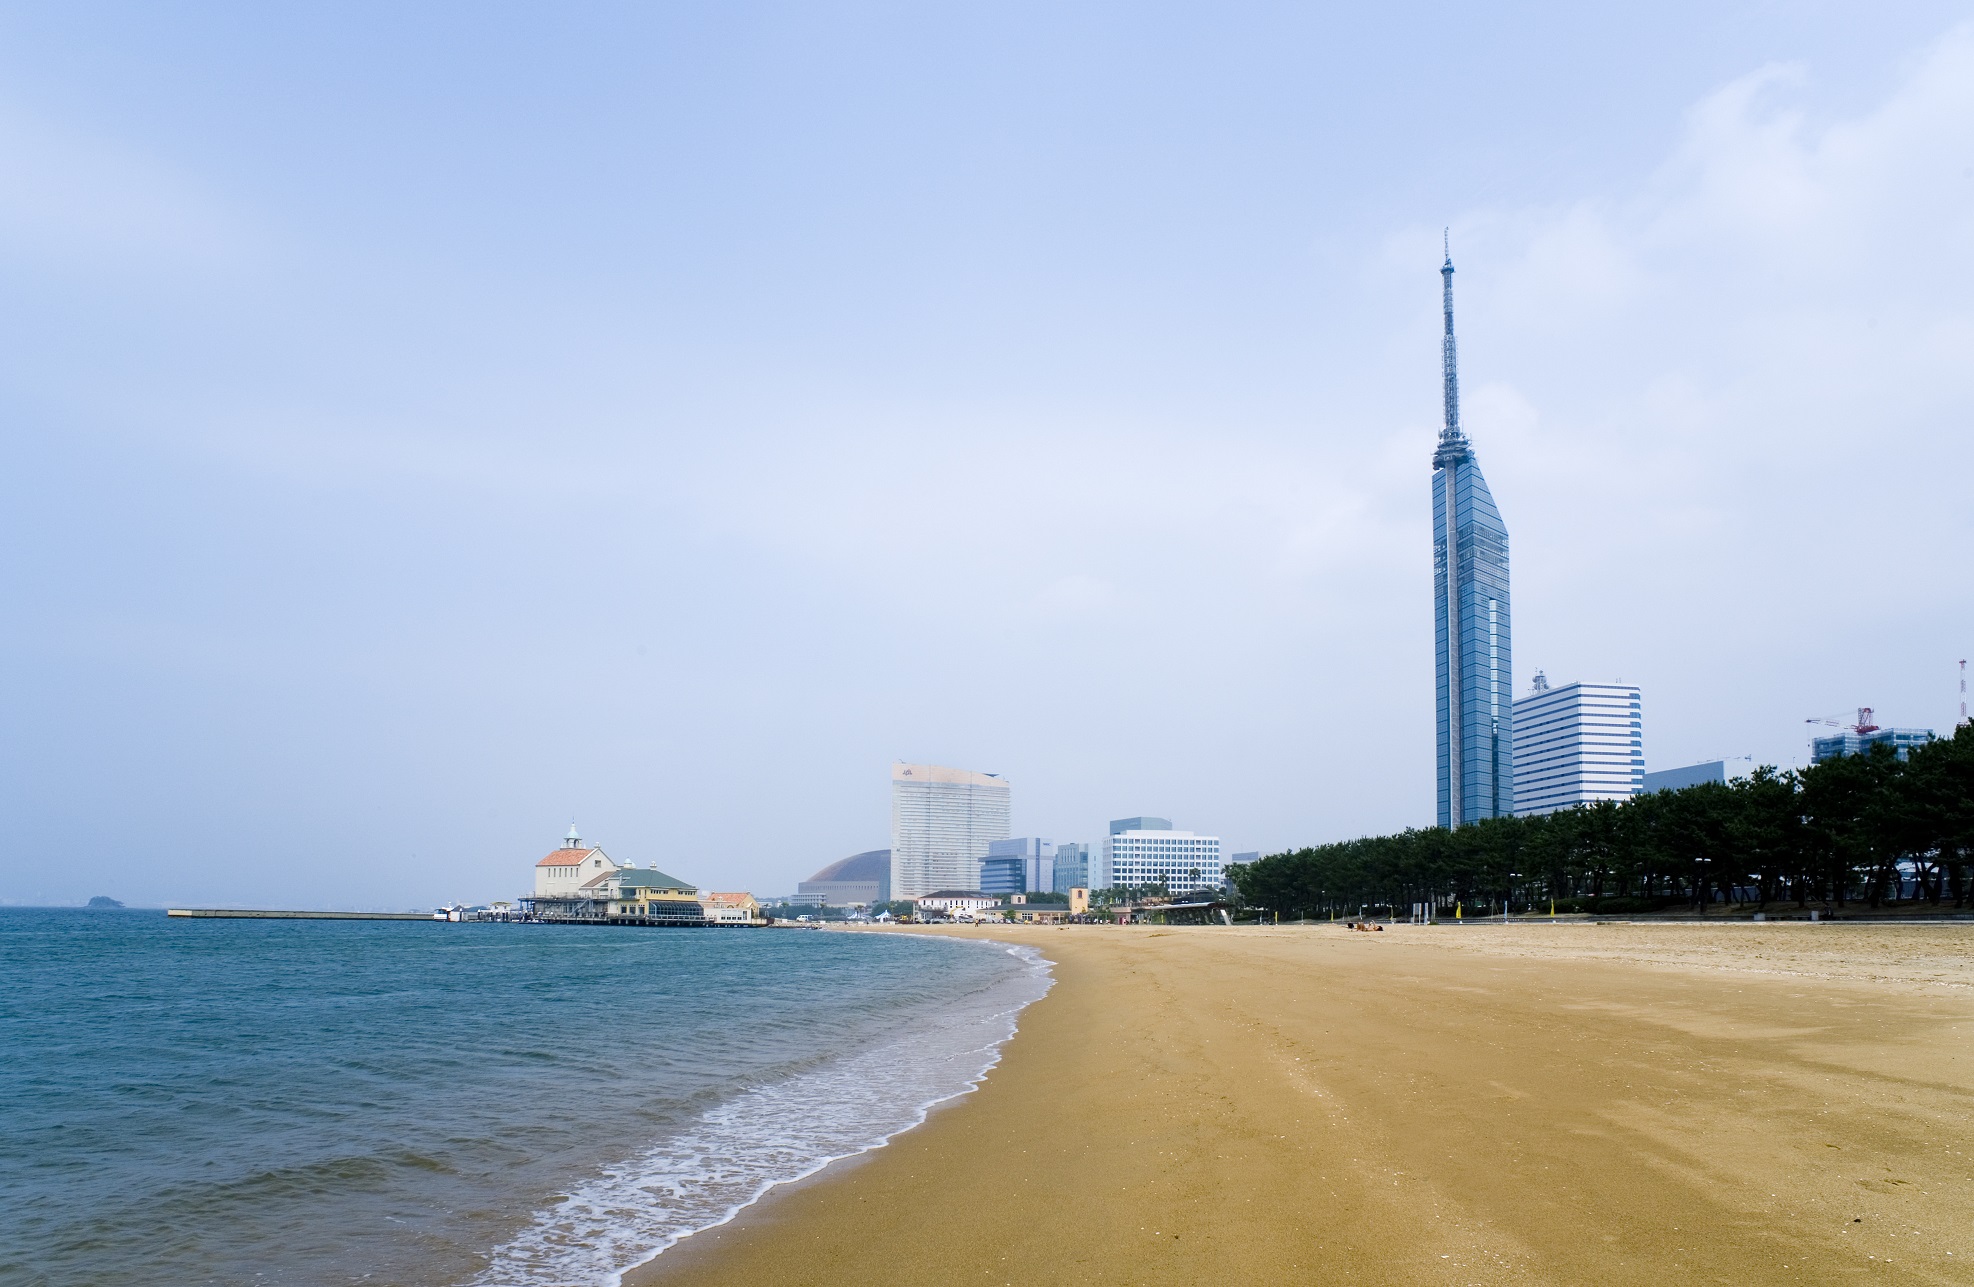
[1804,707,1881,760]
[1805,707,1880,734]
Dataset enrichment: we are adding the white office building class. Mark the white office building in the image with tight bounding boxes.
[1511,674,1643,816]
[890,763,1011,900]
[1102,817,1222,893]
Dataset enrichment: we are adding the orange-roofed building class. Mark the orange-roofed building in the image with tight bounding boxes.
[700,892,763,924]
[534,824,617,897]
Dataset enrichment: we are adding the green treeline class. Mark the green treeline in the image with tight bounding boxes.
[1230,724,1974,917]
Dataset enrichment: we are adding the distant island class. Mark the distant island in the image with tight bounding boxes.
[86,896,124,908]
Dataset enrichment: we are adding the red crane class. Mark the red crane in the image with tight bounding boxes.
[1805,707,1879,735]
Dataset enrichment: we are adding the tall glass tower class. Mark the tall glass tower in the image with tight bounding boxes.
[1433,245,1513,826]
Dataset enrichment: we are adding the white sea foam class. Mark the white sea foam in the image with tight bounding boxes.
[471,940,1052,1287]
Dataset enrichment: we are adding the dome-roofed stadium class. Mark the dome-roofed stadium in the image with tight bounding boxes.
[807,849,888,883]
[798,849,891,905]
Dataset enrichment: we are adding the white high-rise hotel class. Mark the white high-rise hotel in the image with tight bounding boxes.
[1511,675,1644,816]
[890,763,1011,899]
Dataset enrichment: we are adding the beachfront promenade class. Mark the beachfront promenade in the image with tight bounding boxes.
[641,921,1973,1285]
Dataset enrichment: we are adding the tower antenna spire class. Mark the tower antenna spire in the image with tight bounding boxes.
[1435,232,1468,461]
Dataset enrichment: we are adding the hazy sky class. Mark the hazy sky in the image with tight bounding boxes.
[3,3,1970,908]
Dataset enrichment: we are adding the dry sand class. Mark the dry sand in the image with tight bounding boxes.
[636,922,1974,1285]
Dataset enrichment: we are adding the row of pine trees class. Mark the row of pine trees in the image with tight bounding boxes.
[1229,724,1974,917]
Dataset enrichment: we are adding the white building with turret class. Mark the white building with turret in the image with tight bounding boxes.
[534,825,618,896]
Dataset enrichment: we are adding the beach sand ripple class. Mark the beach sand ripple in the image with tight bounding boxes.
[637,923,1974,1286]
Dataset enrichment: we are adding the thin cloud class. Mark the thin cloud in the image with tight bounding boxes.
[0,104,260,274]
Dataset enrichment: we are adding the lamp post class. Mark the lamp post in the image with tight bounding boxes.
[1505,872,1519,921]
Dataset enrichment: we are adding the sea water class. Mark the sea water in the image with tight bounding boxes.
[0,909,1050,1287]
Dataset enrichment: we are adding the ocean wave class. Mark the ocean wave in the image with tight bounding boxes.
[150,1144,463,1210]
[471,940,1052,1287]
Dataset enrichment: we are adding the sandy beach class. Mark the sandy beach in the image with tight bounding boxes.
[637,922,1974,1286]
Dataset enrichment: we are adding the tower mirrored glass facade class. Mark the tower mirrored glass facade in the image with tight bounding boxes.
[1432,250,1514,826]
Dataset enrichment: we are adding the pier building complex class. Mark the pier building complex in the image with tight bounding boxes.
[521,826,763,926]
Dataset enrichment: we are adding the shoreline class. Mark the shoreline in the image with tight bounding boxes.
[631,922,1974,1285]
[456,932,1052,1287]
[613,935,1054,1283]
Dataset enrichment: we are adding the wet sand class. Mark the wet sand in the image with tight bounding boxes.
[635,922,1974,1285]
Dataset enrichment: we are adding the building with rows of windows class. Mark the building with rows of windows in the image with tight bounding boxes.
[1052,842,1091,891]
[979,837,1055,896]
[890,763,1011,900]
[1100,817,1222,894]
[1510,674,1643,816]
[1810,724,1935,764]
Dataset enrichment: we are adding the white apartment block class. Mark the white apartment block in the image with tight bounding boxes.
[1103,828,1223,893]
[1511,675,1644,817]
[890,763,1011,900]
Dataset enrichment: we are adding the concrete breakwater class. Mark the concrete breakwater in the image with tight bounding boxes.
[167,908,435,920]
